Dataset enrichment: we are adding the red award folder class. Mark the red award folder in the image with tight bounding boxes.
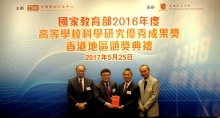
[111,96,120,108]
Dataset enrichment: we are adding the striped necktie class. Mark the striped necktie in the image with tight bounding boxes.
[123,83,128,93]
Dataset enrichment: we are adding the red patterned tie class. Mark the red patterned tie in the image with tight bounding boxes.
[106,84,110,102]
[123,83,128,93]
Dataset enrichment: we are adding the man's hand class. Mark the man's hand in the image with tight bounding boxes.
[77,103,86,110]
[118,105,124,109]
[105,102,113,108]
[140,106,146,113]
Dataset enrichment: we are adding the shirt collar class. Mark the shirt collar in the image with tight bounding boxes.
[103,81,110,86]
[143,75,151,82]
[78,77,84,81]
[125,80,132,85]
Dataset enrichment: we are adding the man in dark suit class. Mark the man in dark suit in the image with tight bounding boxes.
[93,68,118,118]
[67,64,94,118]
[118,68,140,117]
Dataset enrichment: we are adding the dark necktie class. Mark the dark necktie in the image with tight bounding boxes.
[79,79,83,93]
[106,84,110,102]
[144,81,147,90]
[123,83,128,93]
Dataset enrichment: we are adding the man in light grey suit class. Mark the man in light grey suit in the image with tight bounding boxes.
[138,64,160,118]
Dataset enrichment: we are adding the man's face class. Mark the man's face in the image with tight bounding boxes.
[123,70,132,83]
[101,72,110,83]
[76,66,85,78]
[139,66,150,79]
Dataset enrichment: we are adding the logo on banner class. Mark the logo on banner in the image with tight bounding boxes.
[159,3,167,11]
[27,5,39,11]
[25,5,73,12]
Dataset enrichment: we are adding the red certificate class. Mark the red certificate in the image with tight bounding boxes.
[111,96,120,108]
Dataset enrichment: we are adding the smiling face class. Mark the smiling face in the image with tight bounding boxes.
[100,69,111,83]
[139,65,150,79]
[123,70,132,83]
[101,72,111,83]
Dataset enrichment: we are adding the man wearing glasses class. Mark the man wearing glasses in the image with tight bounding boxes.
[93,68,118,118]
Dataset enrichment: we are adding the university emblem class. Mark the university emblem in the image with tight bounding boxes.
[160,3,166,10]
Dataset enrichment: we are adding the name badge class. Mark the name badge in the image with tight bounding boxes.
[126,91,131,94]
[112,88,116,93]
[86,87,91,91]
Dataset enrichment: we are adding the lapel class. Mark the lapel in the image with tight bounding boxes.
[127,81,133,91]
[120,83,125,94]
[109,81,116,94]
[109,81,112,92]
[84,78,87,91]
[84,77,89,91]
[141,79,145,91]
[100,81,108,95]
[140,79,147,94]
[146,76,152,89]
[143,76,152,94]
[123,81,132,94]
[73,78,81,94]
[109,81,114,94]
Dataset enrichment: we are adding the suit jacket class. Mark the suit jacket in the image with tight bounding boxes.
[67,77,94,109]
[118,81,139,117]
[93,80,118,117]
[138,75,160,117]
